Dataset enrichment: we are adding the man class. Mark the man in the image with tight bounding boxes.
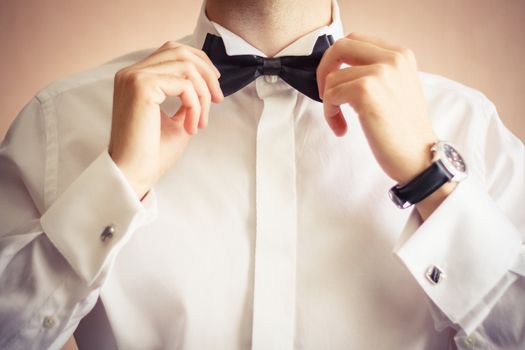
[0,0,524,349]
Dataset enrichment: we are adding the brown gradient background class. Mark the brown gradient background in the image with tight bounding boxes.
[1,0,525,142]
[0,1,523,349]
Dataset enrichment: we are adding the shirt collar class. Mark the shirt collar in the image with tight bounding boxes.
[189,0,344,57]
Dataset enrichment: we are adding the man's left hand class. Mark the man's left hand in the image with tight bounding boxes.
[317,32,453,219]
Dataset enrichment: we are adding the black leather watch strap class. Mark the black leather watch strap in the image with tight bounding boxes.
[389,161,454,208]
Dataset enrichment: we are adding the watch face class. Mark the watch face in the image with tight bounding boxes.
[434,141,467,181]
[443,143,466,173]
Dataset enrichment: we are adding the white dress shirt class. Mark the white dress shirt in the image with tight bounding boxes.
[1,1,524,349]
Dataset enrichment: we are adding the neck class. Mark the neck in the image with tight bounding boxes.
[205,0,332,57]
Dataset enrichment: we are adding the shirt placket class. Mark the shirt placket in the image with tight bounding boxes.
[251,77,299,350]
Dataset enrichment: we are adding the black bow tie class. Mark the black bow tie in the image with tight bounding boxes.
[202,33,334,102]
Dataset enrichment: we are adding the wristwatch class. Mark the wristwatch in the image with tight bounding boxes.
[388,141,467,209]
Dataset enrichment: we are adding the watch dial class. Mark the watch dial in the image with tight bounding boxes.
[443,143,466,172]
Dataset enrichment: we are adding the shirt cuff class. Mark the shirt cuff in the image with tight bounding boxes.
[41,150,157,285]
[393,177,522,329]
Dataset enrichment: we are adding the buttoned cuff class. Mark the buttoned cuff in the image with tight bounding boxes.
[41,150,157,285]
[394,177,522,330]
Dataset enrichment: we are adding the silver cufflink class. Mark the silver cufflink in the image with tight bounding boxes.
[426,265,445,285]
[100,225,115,242]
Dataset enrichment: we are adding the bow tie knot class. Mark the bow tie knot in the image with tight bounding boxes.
[260,57,282,76]
[202,33,334,102]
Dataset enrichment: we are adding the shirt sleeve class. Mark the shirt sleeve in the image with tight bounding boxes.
[0,97,156,349]
[393,97,525,348]
[41,149,157,285]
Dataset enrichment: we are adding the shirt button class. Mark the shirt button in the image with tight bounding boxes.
[42,315,56,329]
[100,224,115,242]
[465,335,476,347]
[264,75,279,84]
[425,265,445,284]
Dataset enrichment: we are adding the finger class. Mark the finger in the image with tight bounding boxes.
[180,63,210,129]
[157,76,201,135]
[169,45,219,75]
[346,32,404,53]
[167,105,187,126]
[141,61,211,129]
[323,99,340,119]
[324,108,348,137]
[141,58,223,104]
[317,38,392,98]
[139,44,222,82]
[199,93,209,129]
[181,54,223,103]
[150,41,219,72]
[346,32,417,66]
[160,106,191,142]
[188,49,220,77]
[323,65,378,96]
[323,78,374,113]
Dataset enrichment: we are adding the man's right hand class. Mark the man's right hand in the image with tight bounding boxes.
[108,41,224,199]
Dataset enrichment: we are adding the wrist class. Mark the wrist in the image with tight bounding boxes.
[395,141,436,185]
[388,141,466,212]
[118,165,151,201]
[107,150,151,200]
